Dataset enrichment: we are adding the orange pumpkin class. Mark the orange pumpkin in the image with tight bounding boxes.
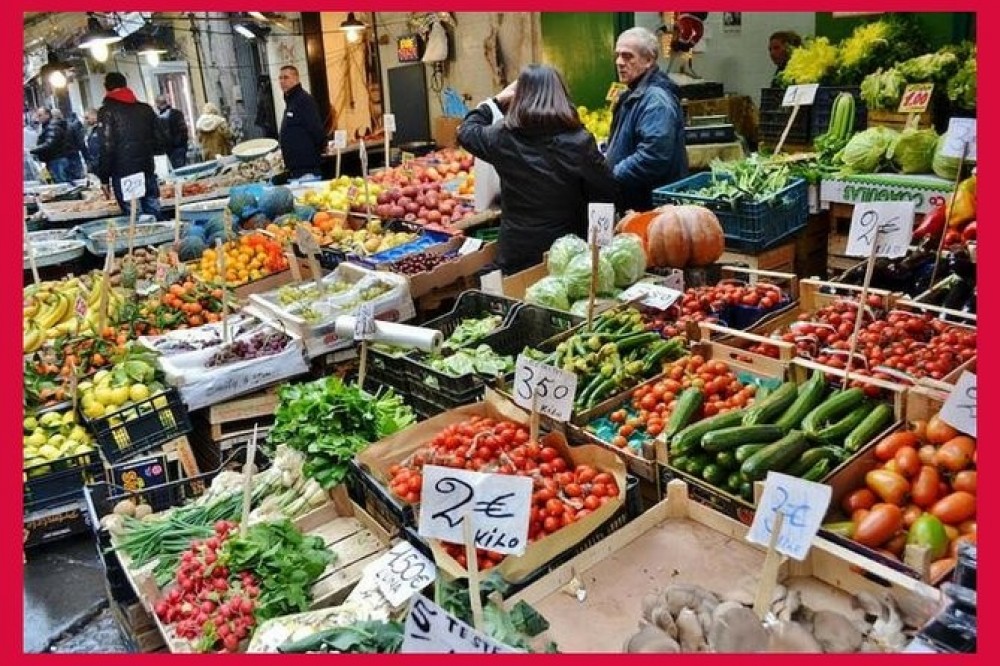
[645,205,725,268]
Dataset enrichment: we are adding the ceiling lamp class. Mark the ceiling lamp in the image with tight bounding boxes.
[234,23,257,40]
[39,56,70,89]
[340,12,365,43]
[78,14,122,61]
[137,38,167,67]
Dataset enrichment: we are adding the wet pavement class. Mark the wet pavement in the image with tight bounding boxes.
[24,534,126,653]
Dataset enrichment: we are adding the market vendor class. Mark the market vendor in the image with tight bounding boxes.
[277,65,326,181]
[605,27,688,214]
[457,64,616,275]
[768,31,802,86]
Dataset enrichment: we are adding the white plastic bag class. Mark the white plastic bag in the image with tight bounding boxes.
[473,99,504,212]
[422,21,449,63]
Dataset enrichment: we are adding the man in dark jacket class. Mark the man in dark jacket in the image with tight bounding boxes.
[82,109,102,174]
[56,109,86,181]
[156,94,189,168]
[606,27,688,213]
[97,72,167,218]
[29,107,73,183]
[277,65,326,180]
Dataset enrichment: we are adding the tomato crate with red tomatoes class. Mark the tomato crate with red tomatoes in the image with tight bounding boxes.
[818,383,976,587]
[353,390,628,585]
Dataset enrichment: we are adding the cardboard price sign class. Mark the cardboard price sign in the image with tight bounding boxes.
[513,355,578,422]
[941,118,977,161]
[846,201,915,259]
[781,83,820,107]
[294,224,321,256]
[939,371,976,437]
[480,269,504,296]
[618,282,683,310]
[354,302,377,341]
[384,113,397,133]
[417,465,532,556]
[746,472,832,561]
[587,203,615,247]
[402,596,518,653]
[458,237,483,255]
[120,172,146,200]
[374,542,436,609]
[898,83,934,114]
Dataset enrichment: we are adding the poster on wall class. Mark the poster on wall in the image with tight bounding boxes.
[722,12,742,33]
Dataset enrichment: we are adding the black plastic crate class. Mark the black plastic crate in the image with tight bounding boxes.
[402,475,639,598]
[685,124,737,145]
[652,172,809,253]
[24,499,91,549]
[23,450,103,512]
[759,110,812,145]
[810,86,866,137]
[419,289,523,341]
[366,348,414,394]
[84,388,192,465]
[346,459,413,535]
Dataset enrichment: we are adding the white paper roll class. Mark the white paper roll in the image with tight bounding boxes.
[334,316,442,353]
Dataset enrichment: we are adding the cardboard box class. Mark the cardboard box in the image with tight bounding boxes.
[434,116,463,148]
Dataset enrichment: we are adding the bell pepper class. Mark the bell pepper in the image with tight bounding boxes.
[961,221,977,242]
[948,174,977,227]
[912,204,946,240]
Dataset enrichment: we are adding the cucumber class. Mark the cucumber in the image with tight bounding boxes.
[739,482,753,502]
[740,430,810,481]
[743,381,798,426]
[662,388,704,441]
[815,403,874,445]
[702,464,728,487]
[735,443,767,464]
[670,455,690,471]
[715,450,737,470]
[686,454,713,477]
[702,425,786,453]
[801,388,866,436]
[670,409,746,456]
[844,403,895,452]
[775,370,828,432]
[726,472,744,494]
[786,446,840,477]
[802,458,831,481]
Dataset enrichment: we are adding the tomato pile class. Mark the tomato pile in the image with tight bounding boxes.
[155,521,259,653]
[829,413,976,581]
[387,416,620,571]
[751,303,976,383]
[114,280,227,338]
[604,356,755,450]
[642,281,788,339]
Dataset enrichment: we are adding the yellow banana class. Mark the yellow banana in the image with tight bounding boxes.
[23,324,42,353]
[38,292,69,331]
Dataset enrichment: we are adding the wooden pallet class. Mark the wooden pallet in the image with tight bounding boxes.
[204,388,279,441]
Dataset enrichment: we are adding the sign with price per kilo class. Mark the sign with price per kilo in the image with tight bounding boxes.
[746,472,832,561]
[513,355,577,422]
[373,542,437,608]
[939,371,976,437]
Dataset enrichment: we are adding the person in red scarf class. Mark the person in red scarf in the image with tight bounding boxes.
[96,72,167,218]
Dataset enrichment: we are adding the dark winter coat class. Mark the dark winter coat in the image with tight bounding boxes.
[606,66,688,213]
[279,84,325,177]
[458,102,617,274]
[96,88,167,183]
[30,118,70,163]
[158,106,189,151]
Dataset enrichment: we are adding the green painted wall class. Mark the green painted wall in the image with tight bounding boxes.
[541,13,630,109]
[815,12,975,49]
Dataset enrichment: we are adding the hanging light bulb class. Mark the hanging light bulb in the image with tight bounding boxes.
[345,28,362,44]
[137,38,167,67]
[340,12,365,43]
[48,69,67,88]
[90,42,110,63]
[145,50,160,67]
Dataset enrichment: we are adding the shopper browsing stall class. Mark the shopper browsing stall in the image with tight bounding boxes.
[457,64,616,274]
[278,65,326,181]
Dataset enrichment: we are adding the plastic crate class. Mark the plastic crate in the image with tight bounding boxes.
[685,124,737,145]
[366,348,414,394]
[348,224,454,269]
[23,450,103,512]
[345,459,414,534]
[652,173,809,253]
[420,289,524,341]
[810,86,866,137]
[401,475,640,598]
[83,389,192,465]
[758,109,812,145]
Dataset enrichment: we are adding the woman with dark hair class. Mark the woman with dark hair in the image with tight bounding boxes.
[458,64,616,274]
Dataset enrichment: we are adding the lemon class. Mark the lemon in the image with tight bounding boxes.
[39,411,63,427]
[110,386,130,407]
[81,393,97,410]
[23,416,38,431]
[94,387,116,407]
[47,434,66,448]
[68,426,89,443]
[61,411,76,426]
[93,369,111,384]
[23,446,38,458]
[77,380,93,393]
[84,402,106,420]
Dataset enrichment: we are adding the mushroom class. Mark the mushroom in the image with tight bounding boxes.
[811,610,865,653]
[676,608,707,652]
[708,605,769,653]
[767,620,824,653]
[624,623,680,653]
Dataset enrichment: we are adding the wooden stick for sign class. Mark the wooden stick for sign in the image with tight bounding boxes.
[335,146,342,180]
[928,145,968,290]
[357,339,369,388]
[127,195,138,256]
[240,425,259,537]
[463,514,485,632]
[753,510,785,620]
[529,388,540,444]
[216,238,230,343]
[363,173,372,226]
[286,247,303,282]
[384,128,392,171]
[587,241,599,329]
[23,213,40,284]
[173,180,183,244]
[69,363,79,414]
[773,105,800,155]
[98,225,115,332]
[842,233,880,389]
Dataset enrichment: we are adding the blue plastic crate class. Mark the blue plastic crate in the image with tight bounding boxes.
[652,172,809,253]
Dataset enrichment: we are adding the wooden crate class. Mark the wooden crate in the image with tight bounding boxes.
[867,109,933,132]
[203,387,279,441]
[718,239,796,273]
[795,211,831,280]
[507,480,940,653]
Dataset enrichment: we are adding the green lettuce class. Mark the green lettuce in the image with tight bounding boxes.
[839,127,899,174]
[546,235,588,276]
[888,128,938,174]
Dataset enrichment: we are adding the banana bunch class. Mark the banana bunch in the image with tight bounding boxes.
[23,275,124,353]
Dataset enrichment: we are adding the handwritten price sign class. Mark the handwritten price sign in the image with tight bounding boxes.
[618,282,683,310]
[514,355,578,422]
[941,117,977,161]
[846,201,915,259]
[354,302,377,341]
[333,130,348,150]
[402,596,518,653]
[939,371,976,437]
[898,83,934,114]
[747,472,832,561]
[781,83,819,107]
[418,465,532,555]
[120,172,146,201]
[374,542,436,608]
[588,203,615,247]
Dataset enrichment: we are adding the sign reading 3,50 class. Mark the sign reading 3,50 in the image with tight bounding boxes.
[513,356,577,422]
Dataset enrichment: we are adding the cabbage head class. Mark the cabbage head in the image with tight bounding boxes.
[931,135,963,180]
[888,128,938,175]
[840,127,899,173]
[546,235,588,276]
[525,276,570,311]
[602,233,647,287]
[570,298,618,317]
[564,253,615,300]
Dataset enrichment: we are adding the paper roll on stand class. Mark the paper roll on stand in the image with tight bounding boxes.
[333,316,443,352]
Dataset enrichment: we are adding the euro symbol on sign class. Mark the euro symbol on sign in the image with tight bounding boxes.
[474,492,516,519]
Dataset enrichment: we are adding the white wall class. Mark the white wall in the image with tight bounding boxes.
[633,12,815,106]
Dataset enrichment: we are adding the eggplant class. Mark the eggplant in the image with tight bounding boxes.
[942,278,974,311]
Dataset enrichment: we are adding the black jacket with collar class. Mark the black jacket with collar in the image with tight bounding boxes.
[96,91,167,183]
[31,118,70,163]
[279,84,326,175]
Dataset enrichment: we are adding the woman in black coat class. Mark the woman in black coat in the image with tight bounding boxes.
[458,64,617,274]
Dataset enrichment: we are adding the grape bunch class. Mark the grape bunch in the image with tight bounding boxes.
[206,331,292,367]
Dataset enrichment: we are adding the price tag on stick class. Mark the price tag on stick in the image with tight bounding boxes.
[374,542,436,609]
[941,118,977,161]
[514,355,578,422]
[173,180,183,244]
[417,465,532,556]
[939,371,976,437]
[120,171,146,201]
[402,595,519,653]
[333,129,347,179]
[746,472,832,562]
[846,202,915,259]
[480,269,504,296]
[458,237,483,255]
[295,224,323,287]
[898,83,934,114]
[354,302,376,341]
[587,203,615,247]
[618,283,683,310]
[774,84,819,155]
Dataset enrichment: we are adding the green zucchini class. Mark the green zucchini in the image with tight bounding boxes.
[775,370,828,432]
[686,454,713,477]
[715,450,737,470]
[801,388,866,436]
[739,482,754,502]
[815,403,874,445]
[702,425,786,453]
[740,430,810,481]
[844,403,895,452]
[786,447,840,477]
[743,381,799,426]
[735,443,768,464]
[662,388,704,441]
[702,464,728,487]
[670,409,746,456]
[726,472,744,494]
[670,455,690,471]
[802,458,831,481]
